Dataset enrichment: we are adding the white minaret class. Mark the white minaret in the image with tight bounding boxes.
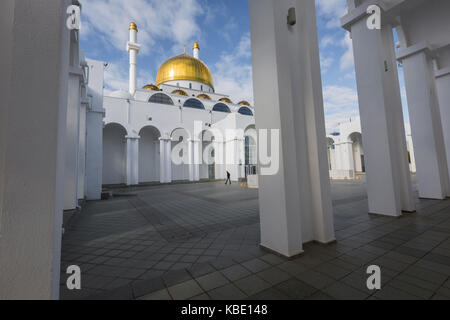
[193,41,200,59]
[127,22,141,96]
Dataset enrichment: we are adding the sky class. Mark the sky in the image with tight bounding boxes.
[79,0,409,133]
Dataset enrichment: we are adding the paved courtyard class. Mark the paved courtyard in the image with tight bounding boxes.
[60,179,450,300]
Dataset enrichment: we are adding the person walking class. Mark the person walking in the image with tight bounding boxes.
[225,171,232,185]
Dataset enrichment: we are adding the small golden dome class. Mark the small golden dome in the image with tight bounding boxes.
[219,97,233,104]
[156,53,214,91]
[143,84,160,91]
[129,22,138,31]
[238,100,251,107]
[172,89,188,96]
[197,94,211,100]
[193,42,200,50]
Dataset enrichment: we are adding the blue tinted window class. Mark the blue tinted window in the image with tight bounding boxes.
[149,93,174,105]
[183,98,205,110]
[212,103,231,113]
[238,107,253,116]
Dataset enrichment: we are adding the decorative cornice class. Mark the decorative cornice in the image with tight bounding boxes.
[396,42,435,62]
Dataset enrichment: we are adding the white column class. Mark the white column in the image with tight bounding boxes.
[435,68,450,186]
[127,23,140,96]
[85,59,105,200]
[78,99,87,200]
[249,0,335,257]
[159,138,167,183]
[188,139,201,182]
[0,0,71,299]
[343,141,355,176]
[341,8,415,215]
[126,136,140,185]
[166,139,172,183]
[64,73,81,210]
[159,137,172,183]
[194,139,201,181]
[86,109,104,199]
[398,45,450,199]
[239,138,246,179]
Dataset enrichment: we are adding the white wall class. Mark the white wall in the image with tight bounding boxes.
[103,124,127,185]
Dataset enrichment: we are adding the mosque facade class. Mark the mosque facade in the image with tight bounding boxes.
[102,23,257,187]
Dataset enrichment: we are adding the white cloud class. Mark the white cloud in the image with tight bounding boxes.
[320,36,335,48]
[103,62,129,95]
[323,85,358,110]
[80,0,203,56]
[322,85,360,132]
[320,56,334,72]
[213,33,254,104]
[316,0,348,29]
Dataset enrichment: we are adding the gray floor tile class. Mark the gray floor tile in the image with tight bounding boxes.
[208,283,247,300]
[196,272,230,291]
[234,275,272,296]
[168,280,204,300]
[220,265,251,282]
[140,289,172,300]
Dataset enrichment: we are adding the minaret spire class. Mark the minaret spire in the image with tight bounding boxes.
[127,22,141,96]
[193,41,200,59]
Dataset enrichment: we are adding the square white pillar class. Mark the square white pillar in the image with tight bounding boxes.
[159,138,167,183]
[398,45,450,199]
[126,136,139,186]
[435,68,450,186]
[342,11,415,215]
[188,139,201,182]
[0,0,71,299]
[249,0,335,257]
[165,139,172,183]
[85,59,105,201]
[64,74,81,210]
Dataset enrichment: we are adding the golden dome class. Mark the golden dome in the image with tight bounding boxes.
[172,89,188,96]
[193,42,200,50]
[197,94,211,100]
[143,83,160,91]
[238,100,251,107]
[219,97,233,104]
[156,53,214,91]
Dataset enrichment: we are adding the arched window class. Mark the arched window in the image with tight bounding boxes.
[238,107,253,116]
[183,98,205,110]
[149,93,174,105]
[213,103,231,113]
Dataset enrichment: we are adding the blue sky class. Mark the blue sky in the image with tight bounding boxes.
[80,0,408,133]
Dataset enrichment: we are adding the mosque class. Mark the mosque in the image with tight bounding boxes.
[326,119,417,180]
[3,0,450,299]
[102,23,257,187]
